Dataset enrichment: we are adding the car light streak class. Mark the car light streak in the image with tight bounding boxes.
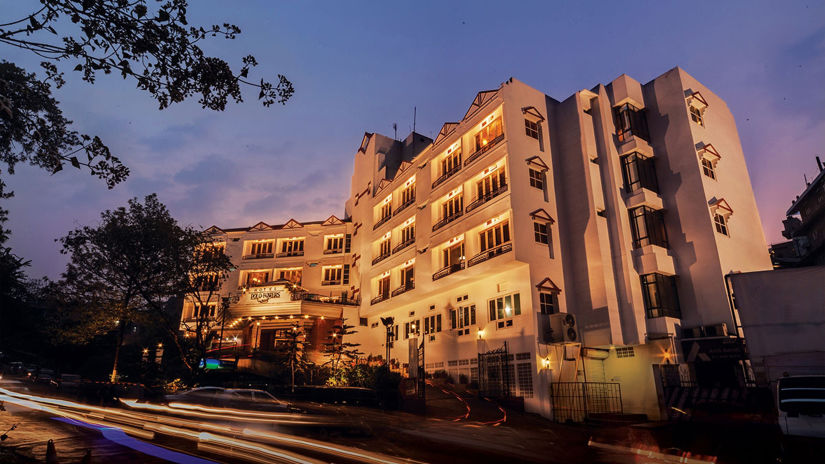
[121,399,327,425]
[167,401,296,418]
[198,432,325,464]
[242,428,410,464]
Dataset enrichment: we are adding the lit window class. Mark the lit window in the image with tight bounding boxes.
[479,220,510,252]
[488,293,521,326]
[529,168,545,190]
[278,238,304,257]
[714,213,729,236]
[539,292,557,315]
[701,158,716,180]
[424,314,442,334]
[247,240,274,258]
[474,117,503,152]
[400,223,415,246]
[689,105,704,126]
[450,304,476,336]
[613,103,649,142]
[193,303,217,319]
[277,268,302,285]
[322,266,343,285]
[246,271,270,287]
[324,235,344,253]
[524,119,540,139]
[399,182,416,209]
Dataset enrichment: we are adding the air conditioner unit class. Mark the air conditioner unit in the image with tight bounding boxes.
[548,313,578,343]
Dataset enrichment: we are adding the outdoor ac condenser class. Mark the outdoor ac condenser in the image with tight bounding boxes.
[544,313,578,343]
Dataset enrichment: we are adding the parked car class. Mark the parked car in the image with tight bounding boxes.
[34,369,56,385]
[164,387,291,412]
[51,374,83,392]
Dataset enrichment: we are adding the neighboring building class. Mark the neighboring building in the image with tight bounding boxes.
[770,157,825,268]
[183,67,772,420]
[729,266,825,385]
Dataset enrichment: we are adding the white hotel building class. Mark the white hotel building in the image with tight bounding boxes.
[182,67,772,420]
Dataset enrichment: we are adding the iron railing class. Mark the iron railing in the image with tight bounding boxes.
[276,250,304,258]
[431,162,462,189]
[371,252,391,265]
[394,196,416,216]
[550,382,623,423]
[392,238,415,254]
[465,183,508,213]
[432,262,465,281]
[323,248,343,255]
[242,253,274,260]
[373,213,392,230]
[391,282,414,297]
[464,134,504,167]
[371,293,389,305]
[467,242,512,267]
[432,210,463,231]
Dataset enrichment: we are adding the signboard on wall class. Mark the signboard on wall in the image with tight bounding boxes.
[240,284,292,305]
[682,337,747,362]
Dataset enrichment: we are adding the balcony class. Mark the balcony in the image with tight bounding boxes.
[467,242,512,267]
[432,262,465,281]
[464,134,504,167]
[465,183,508,214]
[371,293,390,305]
[276,250,304,258]
[394,196,416,216]
[373,213,392,230]
[371,252,391,265]
[391,282,414,297]
[291,291,359,306]
[242,253,274,260]
[321,280,342,286]
[392,238,415,254]
[432,162,462,189]
[323,248,343,255]
[432,210,463,232]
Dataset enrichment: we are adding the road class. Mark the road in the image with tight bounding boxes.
[0,377,738,464]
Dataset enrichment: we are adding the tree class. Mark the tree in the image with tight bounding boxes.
[322,318,363,386]
[58,193,232,382]
[1,1,293,198]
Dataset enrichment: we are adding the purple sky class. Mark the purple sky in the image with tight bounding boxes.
[4,1,824,279]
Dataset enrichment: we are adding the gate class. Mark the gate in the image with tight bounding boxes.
[477,342,512,398]
[550,382,623,422]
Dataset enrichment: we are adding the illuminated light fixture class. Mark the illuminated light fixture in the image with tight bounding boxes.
[157,343,163,348]
[402,258,415,267]
[320,316,325,320]
[542,358,550,369]
[447,185,463,199]
[382,231,391,240]
[404,175,416,187]
[256,322,260,326]
[505,304,512,315]
[402,216,415,227]
[480,113,496,128]
[446,140,460,155]
[446,234,464,246]
[274,315,279,319]
[482,161,500,176]
[382,194,392,205]
[379,270,391,279]
[142,348,149,354]
[477,329,485,339]
[303,315,309,319]
[289,315,293,319]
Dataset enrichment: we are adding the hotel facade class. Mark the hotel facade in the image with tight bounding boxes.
[181,67,772,420]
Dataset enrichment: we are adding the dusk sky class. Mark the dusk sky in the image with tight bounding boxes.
[4,0,824,279]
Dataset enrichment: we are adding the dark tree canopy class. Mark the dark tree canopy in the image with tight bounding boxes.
[0,0,293,198]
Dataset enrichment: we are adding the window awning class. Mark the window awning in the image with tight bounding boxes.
[686,91,709,110]
[525,155,550,172]
[535,277,562,293]
[530,208,556,224]
[696,143,721,160]
[521,106,545,122]
[709,198,733,216]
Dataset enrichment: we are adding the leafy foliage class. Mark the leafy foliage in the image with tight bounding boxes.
[322,318,363,386]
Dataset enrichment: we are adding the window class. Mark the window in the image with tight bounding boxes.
[279,239,304,256]
[524,119,540,140]
[342,264,350,284]
[474,117,503,152]
[450,304,476,336]
[247,240,274,257]
[196,273,220,291]
[380,201,392,220]
[440,194,463,222]
[246,271,270,286]
[404,320,420,339]
[714,213,729,236]
[380,238,391,257]
[616,346,635,358]
[399,183,416,208]
[479,220,510,252]
[640,273,681,319]
[534,221,549,244]
[488,293,522,325]
[689,105,704,126]
[528,168,545,190]
[324,235,344,253]
[424,314,442,334]
[434,146,462,188]
[701,158,716,180]
[628,206,668,249]
[613,103,649,142]
[476,167,506,199]
[344,233,352,253]
[539,292,557,315]
[620,152,659,193]
[193,303,217,319]
[400,223,415,245]
[517,363,534,398]
[322,266,343,285]
[400,265,414,289]
[442,242,464,268]
[377,275,390,298]
[278,268,302,285]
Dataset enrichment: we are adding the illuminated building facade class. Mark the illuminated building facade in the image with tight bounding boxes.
[183,67,772,420]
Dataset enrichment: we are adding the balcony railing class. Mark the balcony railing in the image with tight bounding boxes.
[291,291,359,306]
[373,213,392,230]
[392,238,415,254]
[464,134,504,167]
[432,210,463,232]
[391,282,415,297]
[465,183,508,214]
[394,196,416,216]
[432,262,465,281]
[242,253,274,260]
[323,248,343,255]
[371,293,390,305]
[372,252,391,265]
[467,242,512,268]
[276,250,304,258]
[431,161,462,189]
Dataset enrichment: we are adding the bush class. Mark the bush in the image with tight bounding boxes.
[459,374,469,385]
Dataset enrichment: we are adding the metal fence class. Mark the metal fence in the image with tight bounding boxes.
[478,342,512,398]
[550,382,623,423]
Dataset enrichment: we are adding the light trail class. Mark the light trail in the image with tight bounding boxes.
[242,428,413,464]
[121,399,333,425]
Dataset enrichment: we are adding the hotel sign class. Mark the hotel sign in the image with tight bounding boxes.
[243,285,291,305]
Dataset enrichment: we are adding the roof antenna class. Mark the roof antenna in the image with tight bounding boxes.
[393,123,397,140]
[413,106,417,135]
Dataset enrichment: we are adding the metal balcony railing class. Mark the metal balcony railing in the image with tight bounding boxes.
[464,183,508,214]
[323,248,343,255]
[464,134,504,167]
[373,213,392,230]
[431,161,462,189]
[321,280,342,286]
[394,196,416,216]
[371,293,390,305]
[432,262,465,281]
[276,250,304,258]
[392,238,415,254]
[391,282,414,297]
[467,242,512,267]
[432,210,463,232]
[372,252,391,265]
[242,253,274,260]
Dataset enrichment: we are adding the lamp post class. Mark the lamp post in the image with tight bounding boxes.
[380,317,394,368]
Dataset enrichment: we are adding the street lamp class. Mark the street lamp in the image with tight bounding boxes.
[380,317,394,368]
